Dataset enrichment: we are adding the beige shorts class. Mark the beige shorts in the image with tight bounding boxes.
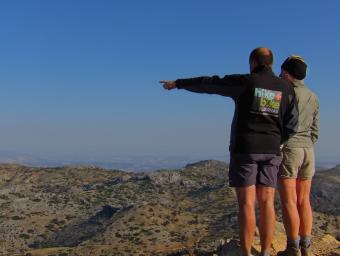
[279,147,315,179]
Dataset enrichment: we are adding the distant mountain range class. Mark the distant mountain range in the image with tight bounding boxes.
[0,150,228,171]
[0,160,339,255]
[0,151,338,171]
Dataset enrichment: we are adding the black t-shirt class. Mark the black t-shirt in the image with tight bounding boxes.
[176,66,298,154]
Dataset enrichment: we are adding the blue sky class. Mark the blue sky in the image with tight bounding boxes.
[0,1,339,164]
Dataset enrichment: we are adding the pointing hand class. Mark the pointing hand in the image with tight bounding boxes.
[160,80,176,90]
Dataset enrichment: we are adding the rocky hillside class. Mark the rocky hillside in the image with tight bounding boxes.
[0,161,339,256]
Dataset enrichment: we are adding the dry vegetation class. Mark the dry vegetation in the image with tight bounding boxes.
[0,161,339,255]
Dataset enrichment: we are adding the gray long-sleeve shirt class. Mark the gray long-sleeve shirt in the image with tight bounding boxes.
[284,80,320,148]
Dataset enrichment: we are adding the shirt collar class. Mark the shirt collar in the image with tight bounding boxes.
[292,79,305,87]
[251,65,274,75]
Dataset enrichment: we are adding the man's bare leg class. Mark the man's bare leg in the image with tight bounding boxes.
[236,185,256,255]
[256,185,276,254]
[296,179,313,236]
[278,178,300,239]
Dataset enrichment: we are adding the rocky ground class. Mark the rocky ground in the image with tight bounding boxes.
[0,161,339,256]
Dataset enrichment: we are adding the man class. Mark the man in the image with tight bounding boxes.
[278,56,320,256]
[160,47,298,256]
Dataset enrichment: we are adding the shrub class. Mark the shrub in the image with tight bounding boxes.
[19,234,30,239]
[11,216,24,220]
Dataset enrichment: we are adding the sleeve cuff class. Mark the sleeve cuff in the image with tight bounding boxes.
[175,79,183,89]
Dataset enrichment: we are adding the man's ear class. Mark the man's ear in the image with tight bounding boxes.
[250,60,257,72]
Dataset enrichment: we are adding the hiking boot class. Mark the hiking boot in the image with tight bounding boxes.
[277,246,301,256]
[300,245,312,256]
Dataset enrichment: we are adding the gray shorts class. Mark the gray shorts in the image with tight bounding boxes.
[279,147,315,179]
[229,154,282,188]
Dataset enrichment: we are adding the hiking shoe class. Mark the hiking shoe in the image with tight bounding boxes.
[277,246,301,256]
[300,245,312,256]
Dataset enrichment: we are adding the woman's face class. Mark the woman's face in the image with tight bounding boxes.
[279,69,294,82]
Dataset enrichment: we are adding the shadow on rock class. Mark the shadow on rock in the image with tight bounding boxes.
[30,204,133,248]
[216,239,258,256]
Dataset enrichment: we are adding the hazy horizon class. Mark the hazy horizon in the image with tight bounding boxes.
[0,149,338,172]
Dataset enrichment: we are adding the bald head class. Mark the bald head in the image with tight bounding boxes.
[249,47,273,72]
